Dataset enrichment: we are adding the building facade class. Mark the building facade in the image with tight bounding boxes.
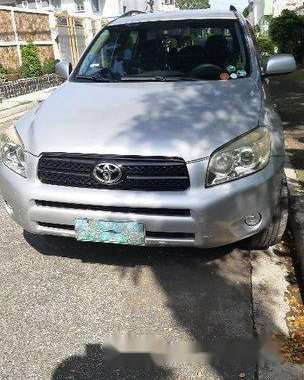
[272,0,304,16]
[0,0,178,18]
[248,0,304,25]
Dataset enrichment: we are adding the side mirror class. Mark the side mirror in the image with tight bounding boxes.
[264,54,296,76]
[55,61,72,80]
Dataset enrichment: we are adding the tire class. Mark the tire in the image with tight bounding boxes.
[241,174,289,250]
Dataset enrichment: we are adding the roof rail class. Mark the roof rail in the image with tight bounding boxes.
[120,10,146,18]
[229,4,247,26]
[107,9,146,26]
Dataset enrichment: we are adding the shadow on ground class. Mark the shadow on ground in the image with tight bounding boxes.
[51,343,174,380]
[25,232,279,380]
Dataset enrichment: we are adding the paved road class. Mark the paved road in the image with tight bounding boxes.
[0,104,303,380]
[0,196,300,380]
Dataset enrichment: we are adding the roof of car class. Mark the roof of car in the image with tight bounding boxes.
[110,9,237,26]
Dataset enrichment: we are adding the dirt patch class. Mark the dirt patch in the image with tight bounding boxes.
[269,73,304,363]
[271,240,304,364]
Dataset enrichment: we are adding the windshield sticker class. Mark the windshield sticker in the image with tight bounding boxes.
[220,72,230,80]
[230,73,238,79]
[237,70,247,78]
[227,65,236,74]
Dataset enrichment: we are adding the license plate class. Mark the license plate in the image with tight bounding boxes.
[74,219,145,246]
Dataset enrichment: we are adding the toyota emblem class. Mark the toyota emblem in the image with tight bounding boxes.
[93,163,123,185]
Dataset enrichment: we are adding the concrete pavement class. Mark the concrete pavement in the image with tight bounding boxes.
[0,87,58,130]
[270,71,304,288]
[0,200,303,379]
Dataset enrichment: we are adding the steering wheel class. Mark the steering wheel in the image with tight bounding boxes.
[189,63,223,79]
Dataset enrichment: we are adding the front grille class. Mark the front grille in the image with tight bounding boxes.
[38,222,74,230]
[38,154,190,191]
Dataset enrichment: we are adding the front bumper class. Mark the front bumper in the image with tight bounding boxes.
[0,155,284,248]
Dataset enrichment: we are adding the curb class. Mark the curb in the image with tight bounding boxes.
[0,102,34,118]
[0,101,36,125]
[285,159,304,279]
[0,86,58,125]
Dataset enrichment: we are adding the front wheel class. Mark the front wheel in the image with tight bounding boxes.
[241,174,288,250]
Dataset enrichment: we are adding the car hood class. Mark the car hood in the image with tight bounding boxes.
[18,79,262,161]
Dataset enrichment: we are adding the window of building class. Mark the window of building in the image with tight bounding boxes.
[75,0,84,11]
[91,0,99,13]
[50,0,61,9]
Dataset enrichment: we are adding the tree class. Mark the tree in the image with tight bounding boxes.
[243,5,249,18]
[21,40,42,78]
[176,0,210,10]
[269,9,304,62]
[257,35,274,55]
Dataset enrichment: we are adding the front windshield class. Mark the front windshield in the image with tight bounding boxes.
[75,19,250,82]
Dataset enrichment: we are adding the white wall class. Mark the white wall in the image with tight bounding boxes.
[99,0,120,18]
[251,0,264,25]
[45,0,178,17]
[155,0,179,12]
[59,0,100,17]
[120,0,179,13]
[122,0,147,12]
[3,0,178,17]
[60,0,77,13]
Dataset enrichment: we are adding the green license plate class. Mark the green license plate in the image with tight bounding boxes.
[74,219,145,246]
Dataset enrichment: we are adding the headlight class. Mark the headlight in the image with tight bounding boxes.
[206,127,271,187]
[0,125,26,177]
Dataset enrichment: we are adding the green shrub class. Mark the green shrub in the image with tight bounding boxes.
[42,59,56,74]
[21,41,42,78]
[0,63,7,75]
[6,67,21,78]
[0,66,22,81]
[100,19,108,27]
[253,25,261,34]
[257,36,275,55]
[243,6,249,18]
[269,10,304,56]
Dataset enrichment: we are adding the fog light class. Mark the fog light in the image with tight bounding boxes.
[245,213,262,226]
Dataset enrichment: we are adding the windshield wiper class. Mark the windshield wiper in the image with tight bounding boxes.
[167,76,201,81]
[120,76,201,82]
[120,76,167,82]
[76,75,118,82]
[77,75,202,83]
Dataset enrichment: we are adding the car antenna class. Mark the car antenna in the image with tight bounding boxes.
[230,5,237,11]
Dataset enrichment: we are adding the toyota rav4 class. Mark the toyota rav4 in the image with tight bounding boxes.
[0,9,296,249]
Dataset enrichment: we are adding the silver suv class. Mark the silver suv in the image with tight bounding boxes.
[0,9,296,249]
